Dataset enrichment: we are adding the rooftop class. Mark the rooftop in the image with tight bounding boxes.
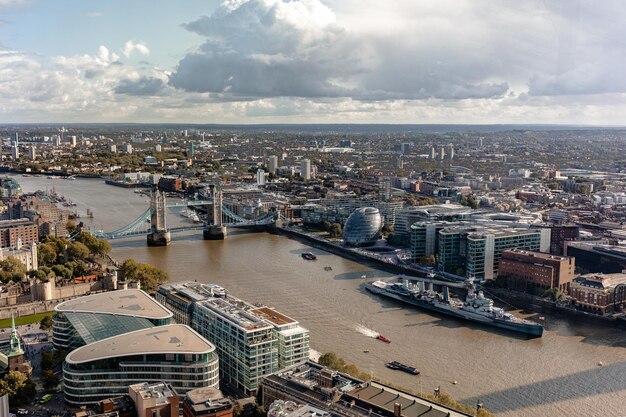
[129,382,176,405]
[502,249,569,262]
[66,324,214,364]
[251,307,296,327]
[55,289,173,320]
[185,387,233,414]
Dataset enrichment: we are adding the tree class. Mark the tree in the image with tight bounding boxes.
[0,371,36,406]
[0,257,27,282]
[75,232,111,256]
[418,255,436,266]
[329,223,342,238]
[37,242,58,265]
[68,241,90,261]
[66,220,77,234]
[40,315,54,331]
[52,265,73,280]
[120,259,168,291]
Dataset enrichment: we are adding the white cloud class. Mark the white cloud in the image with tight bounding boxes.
[122,41,150,58]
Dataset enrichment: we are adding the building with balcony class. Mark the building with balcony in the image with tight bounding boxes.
[63,324,219,405]
[53,289,172,351]
[157,282,309,397]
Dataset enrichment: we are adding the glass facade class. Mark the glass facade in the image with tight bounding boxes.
[63,351,219,405]
[192,302,278,396]
[52,312,163,351]
[343,207,382,247]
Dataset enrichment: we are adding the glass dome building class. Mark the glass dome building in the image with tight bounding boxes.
[343,207,383,246]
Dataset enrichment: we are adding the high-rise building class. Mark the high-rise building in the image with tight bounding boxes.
[122,144,133,154]
[10,132,18,145]
[109,144,117,153]
[440,145,445,160]
[430,146,436,159]
[29,146,36,160]
[300,159,311,180]
[268,155,278,175]
[70,135,77,148]
[257,168,266,186]
[157,282,309,397]
[53,135,61,147]
[449,145,455,160]
[11,145,19,160]
[379,177,392,201]
[401,142,410,155]
[155,144,162,152]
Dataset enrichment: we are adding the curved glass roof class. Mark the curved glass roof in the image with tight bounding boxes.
[66,324,215,364]
[55,289,172,320]
[64,312,154,345]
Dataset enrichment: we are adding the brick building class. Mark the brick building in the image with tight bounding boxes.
[0,219,39,248]
[569,273,626,315]
[498,249,575,293]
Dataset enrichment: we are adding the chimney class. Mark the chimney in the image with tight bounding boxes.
[393,402,402,417]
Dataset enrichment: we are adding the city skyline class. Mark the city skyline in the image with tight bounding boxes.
[1,1,626,125]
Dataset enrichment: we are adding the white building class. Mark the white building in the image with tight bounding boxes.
[70,135,77,148]
[257,168,266,186]
[300,159,311,180]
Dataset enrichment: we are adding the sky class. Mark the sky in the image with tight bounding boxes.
[0,0,625,125]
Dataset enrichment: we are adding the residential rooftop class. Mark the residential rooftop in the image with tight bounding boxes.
[66,324,214,364]
[55,289,173,320]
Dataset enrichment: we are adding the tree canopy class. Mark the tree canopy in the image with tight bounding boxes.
[120,259,168,291]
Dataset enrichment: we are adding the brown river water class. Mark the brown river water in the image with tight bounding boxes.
[17,176,626,417]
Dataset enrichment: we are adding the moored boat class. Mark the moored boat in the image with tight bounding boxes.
[301,252,317,260]
[385,361,419,375]
[365,278,544,337]
[376,334,391,343]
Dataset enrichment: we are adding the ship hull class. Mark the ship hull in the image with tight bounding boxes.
[365,284,543,337]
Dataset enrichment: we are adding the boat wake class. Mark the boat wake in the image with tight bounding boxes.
[354,324,379,338]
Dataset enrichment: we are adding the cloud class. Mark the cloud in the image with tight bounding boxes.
[115,76,166,96]
[122,41,150,57]
[85,11,103,18]
[170,0,508,101]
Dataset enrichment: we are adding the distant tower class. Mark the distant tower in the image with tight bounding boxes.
[11,132,18,145]
[379,177,392,201]
[300,159,311,180]
[29,145,36,160]
[479,137,484,147]
[70,135,77,148]
[147,189,171,246]
[268,155,278,175]
[430,146,436,160]
[11,144,19,160]
[257,169,266,186]
[449,145,454,160]
[440,146,445,160]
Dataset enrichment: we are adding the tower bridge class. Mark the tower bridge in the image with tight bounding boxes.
[86,186,281,245]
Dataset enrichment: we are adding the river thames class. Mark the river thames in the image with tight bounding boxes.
[17,176,626,417]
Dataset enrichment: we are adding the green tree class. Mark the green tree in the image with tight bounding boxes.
[41,351,55,370]
[0,256,27,281]
[40,315,54,331]
[37,242,58,265]
[52,265,73,280]
[329,223,342,238]
[418,255,436,266]
[75,232,111,256]
[120,259,168,291]
[68,241,90,261]
[66,220,77,234]
[0,371,37,406]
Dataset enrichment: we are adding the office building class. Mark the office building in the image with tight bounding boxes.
[261,361,472,417]
[498,249,575,293]
[396,204,471,237]
[11,145,19,160]
[268,401,329,417]
[343,207,382,247]
[566,242,626,273]
[436,224,549,280]
[0,219,38,248]
[410,221,448,261]
[110,144,117,153]
[63,324,219,405]
[183,387,233,417]
[122,144,133,154]
[71,135,77,147]
[52,289,172,350]
[128,382,179,417]
[268,155,278,175]
[29,145,36,160]
[257,169,266,186]
[400,142,410,155]
[300,159,311,180]
[158,282,309,396]
[569,273,626,315]
[378,177,391,201]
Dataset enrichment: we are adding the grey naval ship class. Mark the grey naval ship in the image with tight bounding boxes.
[365,277,544,337]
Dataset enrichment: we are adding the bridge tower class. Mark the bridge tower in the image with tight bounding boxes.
[204,184,227,240]
[147,188,171,246]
